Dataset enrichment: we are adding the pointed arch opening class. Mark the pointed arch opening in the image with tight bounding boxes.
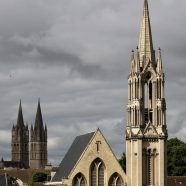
[143,71,154,124]
[72,173,86,186]
[90,158,105,186]
[108,172,124,186]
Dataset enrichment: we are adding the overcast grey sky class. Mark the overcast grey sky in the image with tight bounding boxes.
[0,0,186,166]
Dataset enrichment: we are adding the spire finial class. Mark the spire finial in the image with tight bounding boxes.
[158,47,161,58]
[131,50,134,60]
[138,0,155,66]
[157,47,163,73]
[130,51,135,74]
[135,47,140,73]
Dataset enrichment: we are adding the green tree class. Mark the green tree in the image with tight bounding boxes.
[119,152,126,172]
[29,172,48,186]
[7,175,17,186]
[167,138,186,176]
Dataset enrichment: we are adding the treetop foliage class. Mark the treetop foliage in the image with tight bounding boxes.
[167,137,186,176]
[29,172,48,186]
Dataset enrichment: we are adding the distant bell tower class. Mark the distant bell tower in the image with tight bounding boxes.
[11,100,29,168]
[125,0,168,186]
[30,100,47,169]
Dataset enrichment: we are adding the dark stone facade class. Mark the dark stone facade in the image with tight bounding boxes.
[30,100,47,169]
[11,100,47,169]
[11,101,29,168]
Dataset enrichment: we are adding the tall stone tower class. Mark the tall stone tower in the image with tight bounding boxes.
[30,100,47,169]
[125,0,168,186]
[11,100,29,168]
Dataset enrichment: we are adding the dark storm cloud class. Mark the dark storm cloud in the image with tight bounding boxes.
[36,47,103,78]
[0,0,185,164]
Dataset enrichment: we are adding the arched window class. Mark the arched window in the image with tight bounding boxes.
[109,173,124,186]
[90,158,105,186]
[73,173,86,186]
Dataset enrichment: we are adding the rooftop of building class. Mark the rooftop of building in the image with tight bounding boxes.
[167,176,186,186]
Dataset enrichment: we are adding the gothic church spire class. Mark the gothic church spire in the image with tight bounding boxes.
[34,99,44,131]
[138,0,155,66]
[17,100,24,127]
[157,48,163,74]
[126,1,167,185]
[30,99,47,169]
[12,100,29,168]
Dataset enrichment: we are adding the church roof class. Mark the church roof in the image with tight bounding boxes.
[167,176,186,186]
[0,160,26,169]
[52,131,95,181]
[0,169,50,184]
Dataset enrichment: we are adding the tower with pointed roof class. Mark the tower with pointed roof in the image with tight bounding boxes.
[11,101,29,168]
[30,100,47,169]
[125,0,167,185]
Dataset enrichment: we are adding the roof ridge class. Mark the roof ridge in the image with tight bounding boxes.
[76,131,95,138]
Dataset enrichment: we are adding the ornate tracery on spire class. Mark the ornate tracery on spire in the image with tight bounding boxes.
[126,0,167,132]
[126,1,168,185]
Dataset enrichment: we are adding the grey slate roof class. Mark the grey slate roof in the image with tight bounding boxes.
[2,161,25,168]
[52,131,95,181]
[167,176,186,186]
[0,173,7,186]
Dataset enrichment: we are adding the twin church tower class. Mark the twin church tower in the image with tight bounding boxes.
[126,0,168,185]
[11,100,47,169]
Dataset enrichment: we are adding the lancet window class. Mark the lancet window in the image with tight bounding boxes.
[73,173,86,186]
[109,173,124,186]
[90,158,105,186]
[143,148,157,185]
